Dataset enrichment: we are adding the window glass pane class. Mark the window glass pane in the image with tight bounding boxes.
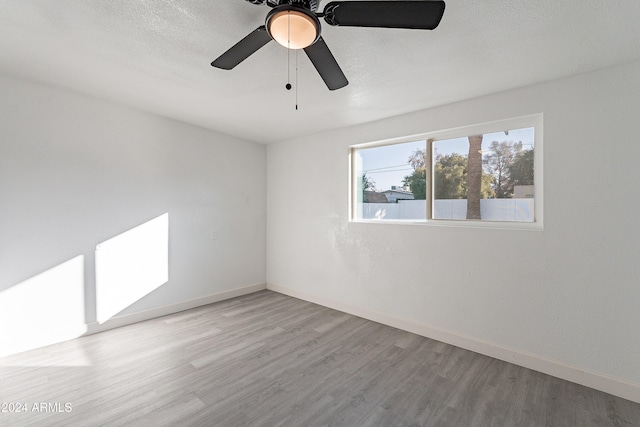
[354,141,426,221]
[432,127,535,222]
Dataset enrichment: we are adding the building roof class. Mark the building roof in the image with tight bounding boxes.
[363,191,389,203]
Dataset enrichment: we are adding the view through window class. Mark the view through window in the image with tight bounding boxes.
[352,119,538,224]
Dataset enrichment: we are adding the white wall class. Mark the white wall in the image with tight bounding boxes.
[267,61,640,400]
[0,74,266,355]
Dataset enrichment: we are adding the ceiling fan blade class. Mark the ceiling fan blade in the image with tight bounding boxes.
[304,37,348,90]
[323,1,445,30]
[211,26,272,70]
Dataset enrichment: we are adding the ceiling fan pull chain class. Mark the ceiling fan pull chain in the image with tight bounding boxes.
[287,12,290,85]
[285,12,293,92]
[295,49,299,110]
[286,44,291,88]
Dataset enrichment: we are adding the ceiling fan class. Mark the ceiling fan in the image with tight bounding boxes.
[211,0,446,90]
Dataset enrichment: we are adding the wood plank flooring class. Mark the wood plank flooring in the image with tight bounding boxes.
[1,290,639,426]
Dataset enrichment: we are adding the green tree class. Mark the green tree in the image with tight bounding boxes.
[434,153,467,199]
[403,168,426,199]
[403,148,427,199]
[481,174,495,199]
[508,148,534,186]
[484,140,522,198]
[434,153,494,200]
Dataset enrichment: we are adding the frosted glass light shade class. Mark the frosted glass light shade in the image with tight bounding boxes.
[268,10,319,49]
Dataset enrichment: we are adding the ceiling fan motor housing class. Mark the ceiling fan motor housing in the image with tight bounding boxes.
[245,0,318,11]
[278,0,319,12]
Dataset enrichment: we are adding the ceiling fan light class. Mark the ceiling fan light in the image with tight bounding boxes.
[267,9,319,50]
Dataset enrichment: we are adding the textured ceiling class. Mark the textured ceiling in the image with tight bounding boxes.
[1,1,639,143]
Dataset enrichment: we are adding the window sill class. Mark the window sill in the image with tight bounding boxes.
[349,218,543,231]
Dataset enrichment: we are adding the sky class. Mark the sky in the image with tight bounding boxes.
[357,127,534,191]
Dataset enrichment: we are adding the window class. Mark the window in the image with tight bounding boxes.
[350,115,542,227]
[352,140,426,221]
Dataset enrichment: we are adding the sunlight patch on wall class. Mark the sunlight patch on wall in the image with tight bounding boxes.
[95,213,169,324]
[0,256,86,358]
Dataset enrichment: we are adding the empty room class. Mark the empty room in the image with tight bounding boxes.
[1,0,640,425]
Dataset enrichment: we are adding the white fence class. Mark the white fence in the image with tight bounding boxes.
[358,199,534,222]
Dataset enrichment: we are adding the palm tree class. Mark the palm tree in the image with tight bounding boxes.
[466,135,483,219]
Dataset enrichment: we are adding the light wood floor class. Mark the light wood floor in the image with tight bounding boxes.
[1,290,639,426]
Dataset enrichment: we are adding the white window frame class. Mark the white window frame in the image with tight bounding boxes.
[349,114,543,230]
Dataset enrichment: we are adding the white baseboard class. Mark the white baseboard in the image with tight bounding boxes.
[86,282,266,335]
[267,283,640,404]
